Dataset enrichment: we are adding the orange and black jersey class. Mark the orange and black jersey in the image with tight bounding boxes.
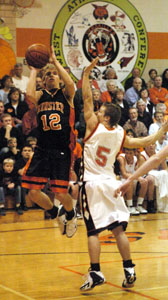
[36,88,75,150]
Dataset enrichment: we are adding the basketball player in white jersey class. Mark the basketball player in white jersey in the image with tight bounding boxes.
[80,57,168,291]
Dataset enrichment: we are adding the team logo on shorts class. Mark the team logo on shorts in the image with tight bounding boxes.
[51,0,148,84]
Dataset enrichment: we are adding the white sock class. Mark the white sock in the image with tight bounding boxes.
[137,197,144,206]
[126,200,133,207]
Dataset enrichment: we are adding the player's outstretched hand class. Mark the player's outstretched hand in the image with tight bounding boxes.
[161,119,168,133]
[50,45,57,64]
[114,178,131,198]
[84,57,99,75]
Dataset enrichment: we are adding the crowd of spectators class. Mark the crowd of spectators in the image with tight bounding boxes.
[0,62,168,217]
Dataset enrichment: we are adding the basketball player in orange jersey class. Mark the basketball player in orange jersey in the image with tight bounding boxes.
[22,46,77,238]
[80,57,168,291]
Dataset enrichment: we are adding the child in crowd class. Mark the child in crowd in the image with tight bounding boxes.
[26,136,37,151]
[0,158,23,216]
[15,144,33,210]
[0,137,20,162]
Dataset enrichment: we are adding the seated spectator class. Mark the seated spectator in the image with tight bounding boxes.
[0,113,24,154]
[101,80,117,103]
[137,99,153,130]
[123,107,148,137]
[124,67,147,91]
[139,87,154,116]
[0,75,13,104]
[147,69,158,89]
[126,128,136,138]
[36,76,44,91]
[124,77,142,107]
[26,136,37,151]
[99,66,124,92]
[5,87,29,127]
[12,63,29,94]
[22,106,38,137]
[155,133,168,163]
[77,68,99,90]
[0,137,20,162]
[114,88,129,126]
[149,111,165,135]
[135,148,156,213]
[15,144,33,210]
[149,76,168,114]
[92,89,102,113]
[162,68,168,89]
[0,158,23,216]
[141,144,168,213]
[117,148,148,215]
[0,100,5,127]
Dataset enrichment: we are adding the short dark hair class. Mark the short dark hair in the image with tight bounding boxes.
[126,128,136,137]
[8,87,22,103]
[148,68,157,76]
[103,103,121,127]
[0,75,12,88]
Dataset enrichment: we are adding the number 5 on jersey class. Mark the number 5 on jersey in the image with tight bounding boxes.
[95,146,111,167]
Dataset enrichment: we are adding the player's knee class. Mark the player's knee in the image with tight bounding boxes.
[29,189,40,199]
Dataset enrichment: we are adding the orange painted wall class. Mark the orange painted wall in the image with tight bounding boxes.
[16,28,51,57]
[16,28,168,59]
[147,32,168,59]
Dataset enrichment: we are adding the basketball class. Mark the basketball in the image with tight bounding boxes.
[25,43,50,69]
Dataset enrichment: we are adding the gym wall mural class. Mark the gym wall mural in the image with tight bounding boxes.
[51,0,148,84]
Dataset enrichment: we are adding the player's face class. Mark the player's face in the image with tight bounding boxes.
[44,70,60,88]
[97,105,106,123]
[125,149,134,162]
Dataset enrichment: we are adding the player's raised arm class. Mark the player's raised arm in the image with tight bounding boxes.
[123,120,168,149]
[82,58,99,135]
[115,144,168,197]
[50,46,75,104]
[26,66,42,105]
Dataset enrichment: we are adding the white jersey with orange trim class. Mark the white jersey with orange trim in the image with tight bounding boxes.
[83,123,125,181]
[140,150,149,161]
[119,153,137,175]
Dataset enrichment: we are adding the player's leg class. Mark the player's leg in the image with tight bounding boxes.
[112,225,136,288]
[125,182,139,215]
[51,150,77,237]
[56,191,77,237]
[146,175,156,213]
[136,177,148,214]
[80,234,106,291]
[28,189,58,218]
[22,148,58,218]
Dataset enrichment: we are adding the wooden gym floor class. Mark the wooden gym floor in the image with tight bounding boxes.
[0,211,168,300]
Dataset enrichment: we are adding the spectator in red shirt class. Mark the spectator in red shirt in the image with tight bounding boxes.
[149,76,168,114]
